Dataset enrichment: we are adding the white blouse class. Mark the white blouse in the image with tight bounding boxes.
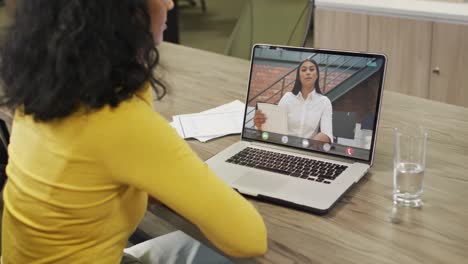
[278,90,333,142]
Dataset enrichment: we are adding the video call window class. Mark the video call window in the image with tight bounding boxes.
[242,46,385,161]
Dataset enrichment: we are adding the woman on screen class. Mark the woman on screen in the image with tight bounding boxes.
[0,0,267,263]
[254,58,333,143]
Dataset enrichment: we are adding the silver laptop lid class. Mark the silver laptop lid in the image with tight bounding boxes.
[241,44,387,165]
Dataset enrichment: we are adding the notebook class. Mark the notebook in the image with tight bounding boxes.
[256,102,288,135]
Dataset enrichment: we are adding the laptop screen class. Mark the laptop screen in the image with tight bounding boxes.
[241,45,386,163]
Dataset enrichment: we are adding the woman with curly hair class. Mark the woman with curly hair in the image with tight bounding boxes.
[0,0,267,263]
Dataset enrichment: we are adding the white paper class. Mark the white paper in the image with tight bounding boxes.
[170,100,245,142]
[257,102,288,134]
[177,111,243,138]
[201,100,244,115]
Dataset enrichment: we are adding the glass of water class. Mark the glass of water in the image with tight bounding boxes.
[393,126,428,207]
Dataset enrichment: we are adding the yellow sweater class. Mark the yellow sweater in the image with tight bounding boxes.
[1,85,267,263]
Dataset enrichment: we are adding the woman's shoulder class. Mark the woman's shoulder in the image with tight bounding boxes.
[81,93,170,156]
[278,92,296,105]
[86,92,160,138]
[317,92,332,104]
[283,91,299,100]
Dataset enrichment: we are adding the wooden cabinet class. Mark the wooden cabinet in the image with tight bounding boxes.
[368,15,432,98]
[429,22,468,107]
[314,8,468,107]
[314,9,368,51]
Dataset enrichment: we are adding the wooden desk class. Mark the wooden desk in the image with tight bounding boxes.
[151,42,468,263]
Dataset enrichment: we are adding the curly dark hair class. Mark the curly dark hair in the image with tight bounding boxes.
[0,0,166,121]
[292,58,322,95]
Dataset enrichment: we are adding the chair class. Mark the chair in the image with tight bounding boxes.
[180,0,207,12]
[0,118,9,192]
[332,111,357,141]
[225,0,314,60]
[4,0,16,17]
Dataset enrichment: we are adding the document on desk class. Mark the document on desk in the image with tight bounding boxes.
[170,100,245,142]
[257,102,288,134]
[177,111,243,138]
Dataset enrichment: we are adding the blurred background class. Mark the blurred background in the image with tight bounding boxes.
[1,0,467,108]
[177,0,247,54]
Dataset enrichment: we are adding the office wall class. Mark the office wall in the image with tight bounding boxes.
[248,63,296,107]
[248,63,353,107]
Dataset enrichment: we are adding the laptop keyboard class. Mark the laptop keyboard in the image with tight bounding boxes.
[226,147,348,184]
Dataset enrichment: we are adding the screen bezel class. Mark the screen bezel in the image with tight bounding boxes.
[240,44,387,165]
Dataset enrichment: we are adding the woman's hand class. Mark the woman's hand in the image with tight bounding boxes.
[313,132,331,143]
[253,110,267,130]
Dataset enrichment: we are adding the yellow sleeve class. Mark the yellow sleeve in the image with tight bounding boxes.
[92,97,267,257]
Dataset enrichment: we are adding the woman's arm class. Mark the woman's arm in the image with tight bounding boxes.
[316,99,333,143]
[94,99,267,258]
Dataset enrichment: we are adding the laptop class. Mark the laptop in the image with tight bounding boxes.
[206,44,387,214]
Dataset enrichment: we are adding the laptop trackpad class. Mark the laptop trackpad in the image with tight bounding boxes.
[232,172,288,195]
